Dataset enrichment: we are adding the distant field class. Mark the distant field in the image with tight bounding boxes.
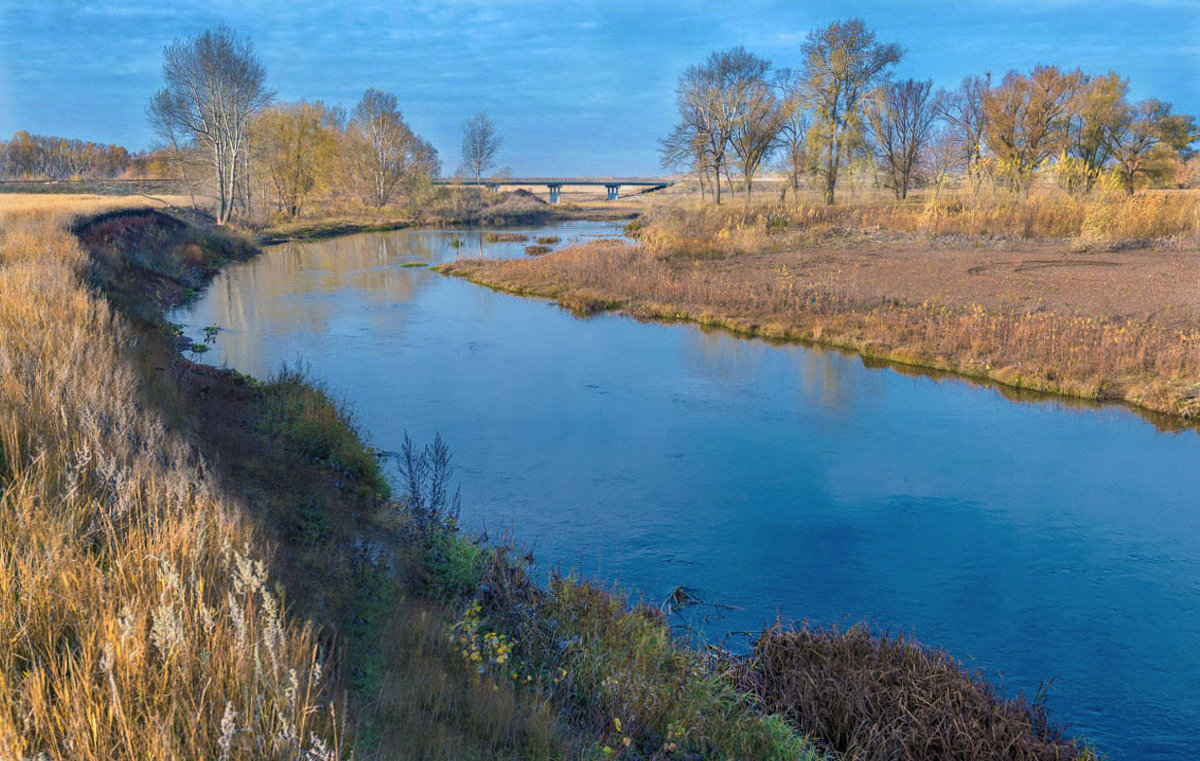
[0,193,189,226]
[0,178,185,196]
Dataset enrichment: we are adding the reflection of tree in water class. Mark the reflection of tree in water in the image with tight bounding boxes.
[683,328,852,414]
[199,229,464,357]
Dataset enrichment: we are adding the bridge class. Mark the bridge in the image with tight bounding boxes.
[433,177,674,203]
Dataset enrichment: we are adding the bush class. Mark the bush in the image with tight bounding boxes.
[423,528,486,598]
[259,363,388,494]
[475,570,825,761]
[744,623,1094,761]
[483,232,530,243]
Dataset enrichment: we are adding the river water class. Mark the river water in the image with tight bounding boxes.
[171,220,1200,760]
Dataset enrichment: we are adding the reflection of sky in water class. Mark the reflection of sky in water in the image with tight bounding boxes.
[173,221,1200,761]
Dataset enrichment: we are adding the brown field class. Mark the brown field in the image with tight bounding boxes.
[0,191,188,217]
[438,192,1200,422]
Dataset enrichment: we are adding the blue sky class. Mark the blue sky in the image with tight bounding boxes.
[1,0,1197,175]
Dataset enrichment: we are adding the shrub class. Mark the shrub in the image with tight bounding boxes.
[524,245,552,256]
[744,623,1094,761]
[483,232,530,243]
[424,529,486,599]
[475,569,825,761]
[260,363,388,494]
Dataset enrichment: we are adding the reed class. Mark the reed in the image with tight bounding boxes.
[0,204,342,760]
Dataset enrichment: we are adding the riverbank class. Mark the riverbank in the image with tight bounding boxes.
[436,198,1200,424]
[0,197,1100,760]
[1,199,823,760]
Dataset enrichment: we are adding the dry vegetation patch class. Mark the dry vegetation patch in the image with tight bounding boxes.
[439,196,1200,421]
[740,625,1094,761]
[0,209,341,760]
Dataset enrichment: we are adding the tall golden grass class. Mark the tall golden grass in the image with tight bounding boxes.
[637,190,1200,256]
[0,204,342,760]
[1,197,596,760]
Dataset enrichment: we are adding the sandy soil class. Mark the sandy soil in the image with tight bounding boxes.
[735,239,1200,326]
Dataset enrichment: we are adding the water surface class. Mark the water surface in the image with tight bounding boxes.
[173,221,1200,760]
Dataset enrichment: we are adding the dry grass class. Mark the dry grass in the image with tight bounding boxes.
[0,201,588,761]
[740,624,1095,761]
[438,193,1200,421]
[635,190,1200,255]
[0,210,342,759]
[0,192,188,219]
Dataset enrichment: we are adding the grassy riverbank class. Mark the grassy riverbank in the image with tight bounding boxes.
[437,192,1200,423]
[0,196,1100,760]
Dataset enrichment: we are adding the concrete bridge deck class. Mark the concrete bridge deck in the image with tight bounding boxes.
[434,177,674,203]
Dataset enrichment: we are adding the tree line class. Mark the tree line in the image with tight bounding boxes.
[146,25,503,225]
[1,25,503,225]
[662,18,1199,204]
[0,131,132,180]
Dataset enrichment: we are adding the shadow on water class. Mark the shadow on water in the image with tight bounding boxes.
[667,317,1199,436]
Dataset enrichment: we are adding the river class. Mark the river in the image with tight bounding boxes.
[171,220,1200,760]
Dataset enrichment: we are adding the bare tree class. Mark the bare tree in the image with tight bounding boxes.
[344,89,438,208]
[801,18,902,205]
[659,121,713,200]
[460,112,502,186]
[669,47,774,205]
[868,78,937,199]
[776,72,811,197]
[934,74,990,192]
[148,25,272,224]
[671,67,726,204]
[730,69,787,201]
[924,125,961,198]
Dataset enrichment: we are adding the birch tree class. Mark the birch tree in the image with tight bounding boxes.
[460,112,502,186]
[345,89,438,208]
[148,25,272,224]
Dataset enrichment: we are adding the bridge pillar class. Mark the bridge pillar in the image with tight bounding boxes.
[547,183,562,204]
[605,184,620,201]
[486,183,500,194]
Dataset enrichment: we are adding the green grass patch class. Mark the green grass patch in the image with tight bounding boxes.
[483,232,530,243]
[433,545,827,761]
[259,363,389,495]
[423,527,487,599]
